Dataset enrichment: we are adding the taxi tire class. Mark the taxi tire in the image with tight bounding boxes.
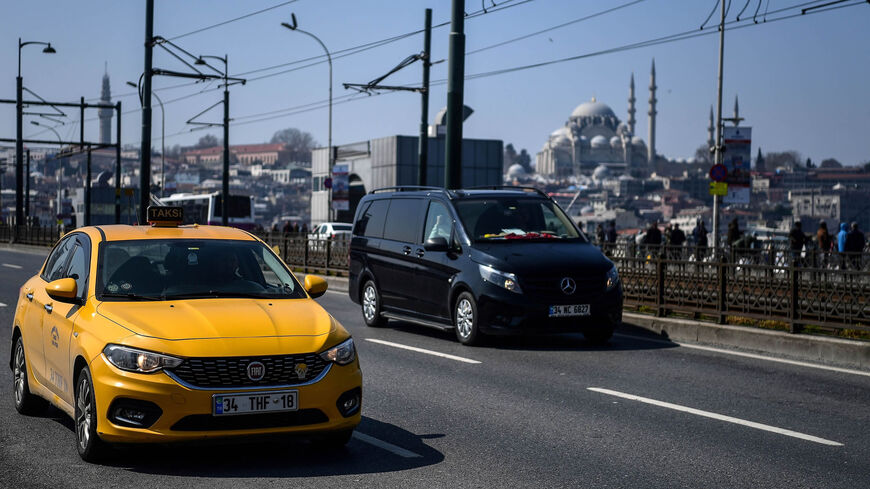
[454,292,483,346]
[75,366,109,463]
[12,336,49,415]
[312,429,353,450]
[361,280,386,327]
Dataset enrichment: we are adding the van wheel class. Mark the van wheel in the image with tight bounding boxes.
[361,280,386,327]
[75,366,108,463]
[454,292,483,346]
[583,325,614,345]
[12,336,48,415]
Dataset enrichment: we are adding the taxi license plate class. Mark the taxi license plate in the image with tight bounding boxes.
[549,304,591,317]
[213,390,298,416]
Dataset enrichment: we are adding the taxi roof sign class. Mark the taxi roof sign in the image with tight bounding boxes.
[147,206,184,227]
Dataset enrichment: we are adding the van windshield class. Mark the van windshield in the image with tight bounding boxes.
[455,198,586,242]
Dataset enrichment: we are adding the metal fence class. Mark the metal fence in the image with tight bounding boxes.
[5,226,868,336]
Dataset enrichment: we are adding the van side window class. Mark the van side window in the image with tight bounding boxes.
[423,201,453,241]
[383,198,424,243]
[358,200,389,238]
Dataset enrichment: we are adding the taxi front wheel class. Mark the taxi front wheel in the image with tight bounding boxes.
[12,336,48,415]
[75,366,109,462]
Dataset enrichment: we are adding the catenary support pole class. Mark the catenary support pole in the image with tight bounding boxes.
[444,0,465,189]
[222,77,229,226]
[25,149,30,219]
[115,101,121,223]
[15,67,23,225]
[712,0,726,252]
[139,0,154,223]
[85,147,92,226]
[418,8,432,186]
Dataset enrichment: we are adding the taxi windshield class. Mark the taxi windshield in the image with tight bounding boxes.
[455,198,586,242]
[97,239,306,301]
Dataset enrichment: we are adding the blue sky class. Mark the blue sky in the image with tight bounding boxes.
[2,0,869,165]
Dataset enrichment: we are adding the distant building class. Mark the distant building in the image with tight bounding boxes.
[98,67,113,145]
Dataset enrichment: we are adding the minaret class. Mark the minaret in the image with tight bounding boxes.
[627,73,636,134]
[98,63,113,144]
[647,59,657,165]
[706,106,715,149]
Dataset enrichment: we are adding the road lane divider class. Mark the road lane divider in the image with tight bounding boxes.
[614,333,870,378]
[353,432,422,458]
[2,263,23,269]
[0,302,6,308]
[365,338,481,364]
[587,387,843,446]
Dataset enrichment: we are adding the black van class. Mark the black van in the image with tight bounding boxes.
[348,186,623,345]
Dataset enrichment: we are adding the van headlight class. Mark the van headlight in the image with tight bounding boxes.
[103,345,183,373]
[479,264,522,294]
[320,338,356,366]
[605,265,620,290]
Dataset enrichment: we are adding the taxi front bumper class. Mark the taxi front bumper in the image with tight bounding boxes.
[89,354,362,443]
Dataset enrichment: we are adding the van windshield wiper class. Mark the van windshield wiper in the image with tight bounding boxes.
[101,293,163,301]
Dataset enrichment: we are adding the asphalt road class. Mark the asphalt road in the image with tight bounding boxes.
[0,247,868,488]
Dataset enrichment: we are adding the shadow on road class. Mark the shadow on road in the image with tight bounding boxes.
[97,416,444,477]
[382,319,679,353]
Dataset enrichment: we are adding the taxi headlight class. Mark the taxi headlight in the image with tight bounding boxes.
[478,264,522,294]
[103,345,183,374]
[320,338,355,366]
[605,265,620,291]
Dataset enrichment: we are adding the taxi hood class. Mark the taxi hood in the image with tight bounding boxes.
[96,298,332,341]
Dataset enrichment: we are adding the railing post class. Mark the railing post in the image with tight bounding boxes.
[326,237,332,275]
[303,235,309,272]
[656,249,665,317]
[717,254,727,324]
[789,257,801,333]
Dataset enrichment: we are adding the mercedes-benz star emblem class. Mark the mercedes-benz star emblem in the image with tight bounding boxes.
[560,277,576,295]
[247,361,266,381]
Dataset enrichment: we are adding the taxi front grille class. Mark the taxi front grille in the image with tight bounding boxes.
[167,354,329,388]
[171,409,328,431]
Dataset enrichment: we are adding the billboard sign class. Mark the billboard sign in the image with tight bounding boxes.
[331,164,349,211]
[722,126,751,204]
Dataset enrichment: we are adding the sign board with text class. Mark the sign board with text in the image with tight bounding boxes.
[709,181,728,196]
[331,164,349,211]
[722,126,751,204]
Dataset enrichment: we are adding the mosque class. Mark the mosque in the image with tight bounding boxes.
[536,60,659,178]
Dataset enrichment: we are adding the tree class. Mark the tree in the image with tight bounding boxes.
[694,144,712,165]
[270,128,317,152]
[764,151,802,170]
[819,158,842,169]
[503,143,518,172]
[195,134,219,149]
[863,161,870,172]
[516,149,533,174]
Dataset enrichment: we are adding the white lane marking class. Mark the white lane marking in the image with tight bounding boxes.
[614,333,870,378]
[588,387,843,446]
[353,432,422,458]
[324,289,346,296]
[2,263,23,269]
[0,302,6,308]
[365,338,481,364]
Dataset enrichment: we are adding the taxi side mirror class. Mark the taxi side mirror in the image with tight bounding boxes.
[304,275,328,298]
[46,278,78,302]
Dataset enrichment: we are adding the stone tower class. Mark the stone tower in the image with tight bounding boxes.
[627,73,636,135]
[98,65,113,145]
[647,59,657,165]
[707,106,715,149]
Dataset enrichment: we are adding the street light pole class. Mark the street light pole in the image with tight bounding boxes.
[444,0,466,189]
[140,0,154,224]
[16,38,56,226]
[282,16,332,220]
[712,0,726,252]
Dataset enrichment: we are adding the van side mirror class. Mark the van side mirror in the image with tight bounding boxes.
[424,237,449,252]
[46,278,78,302]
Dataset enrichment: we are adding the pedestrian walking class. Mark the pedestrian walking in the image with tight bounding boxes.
[844,222,866,269]
[816,221,833,268]
[693,219,708,261]
[595,223,605,247]
[669,223,686,261]
[789,221,808,265]
[837,222,849,268]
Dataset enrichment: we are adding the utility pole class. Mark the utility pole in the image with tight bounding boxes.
[115,101,121,223]
[139,0,154,223]
[25,150,30,220]
[85,147,92,226]
[444,0,465,189]
[418,8,432,186]
[222,61,229,226]
[712,0,726,252]
[15,68,23,226]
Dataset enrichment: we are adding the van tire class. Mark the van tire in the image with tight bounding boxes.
[454,292,483,345]
[361,280,386,327]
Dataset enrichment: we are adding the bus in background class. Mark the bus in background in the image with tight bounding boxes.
[160,192,256,230]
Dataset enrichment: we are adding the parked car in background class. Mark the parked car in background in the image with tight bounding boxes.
[308,222,353,252]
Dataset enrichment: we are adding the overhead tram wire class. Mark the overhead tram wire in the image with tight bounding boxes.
[167,0,301,41]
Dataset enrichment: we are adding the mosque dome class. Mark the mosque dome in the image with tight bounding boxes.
[571,98,616,119]
[610,136,622,148]
[592,165,612,181]
[578,135,590,148]
[590,135,609,149]
[507,163,527,178]
[631,136,646,147]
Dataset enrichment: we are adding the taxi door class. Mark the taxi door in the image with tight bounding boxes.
[23,235,75,387]
[42,236,89,404]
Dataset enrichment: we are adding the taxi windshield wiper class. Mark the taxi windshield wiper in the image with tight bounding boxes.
[101,293,163,301]
[161,291,271,300]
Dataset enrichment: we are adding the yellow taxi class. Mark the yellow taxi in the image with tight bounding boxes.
[9,207,361,462]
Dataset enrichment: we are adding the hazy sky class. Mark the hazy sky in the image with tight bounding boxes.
[2,0,868,165]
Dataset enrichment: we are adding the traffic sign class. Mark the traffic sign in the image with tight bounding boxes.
[709,181,728,196]
[709,163,727,182]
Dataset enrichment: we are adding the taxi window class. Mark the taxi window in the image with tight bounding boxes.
[65,243,89,300]
[43,236,74,282]
[97,239,305,301]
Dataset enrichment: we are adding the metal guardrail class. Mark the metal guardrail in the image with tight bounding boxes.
[5,226,868,336]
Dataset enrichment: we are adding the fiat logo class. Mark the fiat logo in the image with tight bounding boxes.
[560,277,576,295]
[247,361,266,381]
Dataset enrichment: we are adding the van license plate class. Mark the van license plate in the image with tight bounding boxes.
[549,304,591,317]
[213,390,298,416]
